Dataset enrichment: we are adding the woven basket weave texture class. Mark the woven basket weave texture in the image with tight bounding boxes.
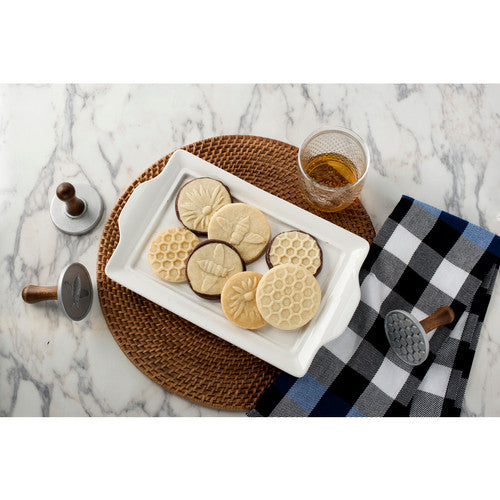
[96,135,375,411]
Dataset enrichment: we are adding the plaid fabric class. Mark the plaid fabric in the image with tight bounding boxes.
[249,196,500,417]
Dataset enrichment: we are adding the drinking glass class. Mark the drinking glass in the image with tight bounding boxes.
[297,127,370,212]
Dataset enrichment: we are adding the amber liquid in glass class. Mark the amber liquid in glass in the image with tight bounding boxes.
[304,153,358,188]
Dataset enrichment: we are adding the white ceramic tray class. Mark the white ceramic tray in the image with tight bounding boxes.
[105,150,369,377]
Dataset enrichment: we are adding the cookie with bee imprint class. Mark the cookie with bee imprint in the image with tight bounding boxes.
[185,240,246,299]
[175,177,232,235]
[207,203,271,263]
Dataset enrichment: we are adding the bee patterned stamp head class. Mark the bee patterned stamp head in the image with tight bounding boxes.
[207,203,271,263]
[175,177,232,235]
[221,271,267,329]
[185,240,245,299]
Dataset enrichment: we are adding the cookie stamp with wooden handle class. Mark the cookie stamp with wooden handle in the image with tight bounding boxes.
[50,182,103,235]
[22,263,93,321]
[385,306,455,366]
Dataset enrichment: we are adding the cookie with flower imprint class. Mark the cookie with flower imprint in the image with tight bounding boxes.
[175,177,232,235]
[207,203,271,263]
[185,239,245,299]
[221,272,267,329]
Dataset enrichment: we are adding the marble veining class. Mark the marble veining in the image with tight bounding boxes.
[0,84,499,416]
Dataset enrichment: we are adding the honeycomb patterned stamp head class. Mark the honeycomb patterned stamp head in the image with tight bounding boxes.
[186,240,245,299]
[266,230,322,276]
[256,264,321,331]
[148,227,200,283]
[221,271,267,330]
[207,203,271,263]
[175,177,232,235]
[385,310,429,366]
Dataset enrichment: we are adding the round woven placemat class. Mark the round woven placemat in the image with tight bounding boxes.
[96,135,375,411]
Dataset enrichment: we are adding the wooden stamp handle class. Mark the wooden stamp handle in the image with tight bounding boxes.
[420,306,455,333]
[56,182,85,217]
[22,285,58,304]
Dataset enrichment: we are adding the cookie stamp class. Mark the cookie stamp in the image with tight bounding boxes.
[208,203,271,263]
[266,230,323,276]
[221,271,267,329]
[186,240,245,299]
[256,264,321,330]
[176,177,232,235]
[148,227,200,282]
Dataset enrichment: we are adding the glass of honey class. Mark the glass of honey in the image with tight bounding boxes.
[298,127,370,212]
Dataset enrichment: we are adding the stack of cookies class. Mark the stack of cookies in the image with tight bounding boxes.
[148,177,323,331]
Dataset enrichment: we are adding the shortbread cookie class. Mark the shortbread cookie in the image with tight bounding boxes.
[221,272,267,329]
[186,240,245,299]
[266,230,322,276]
[207,203,271,263]
[148,227,200,283]
[256,264,321,330]
[176,177,232,235]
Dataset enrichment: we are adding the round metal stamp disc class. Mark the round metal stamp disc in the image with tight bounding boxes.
[385,310,429,366]
[50,184,103,235]
[57,263,93,321]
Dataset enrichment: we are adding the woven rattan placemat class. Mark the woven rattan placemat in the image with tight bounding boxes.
[96,135,375,411]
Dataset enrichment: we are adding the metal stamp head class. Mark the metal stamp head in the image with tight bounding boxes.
[58,263,93,321]
[385,310,429,366]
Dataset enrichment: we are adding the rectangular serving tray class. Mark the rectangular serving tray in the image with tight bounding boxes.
[105,150,369,377]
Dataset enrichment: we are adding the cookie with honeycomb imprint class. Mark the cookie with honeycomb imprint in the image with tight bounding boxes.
[266,230,322,276]
[185,240,245,299]
[148,227,200,283]
[256,264,321,330]
[207,203,271,263]
[175,177,232,235]
[221,271,267,329]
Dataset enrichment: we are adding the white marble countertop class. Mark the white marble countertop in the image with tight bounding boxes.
[1,84,499,416]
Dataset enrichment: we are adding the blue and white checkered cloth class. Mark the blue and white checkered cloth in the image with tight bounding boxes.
[248,196,500,417]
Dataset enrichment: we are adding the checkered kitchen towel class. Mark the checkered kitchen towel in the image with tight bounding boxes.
[249,196,500,417]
